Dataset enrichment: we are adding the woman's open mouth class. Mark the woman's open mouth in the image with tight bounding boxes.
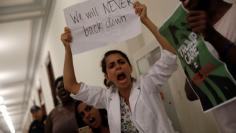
[89,117,96,124]
[117,73,127,81]
[88,117,97,127]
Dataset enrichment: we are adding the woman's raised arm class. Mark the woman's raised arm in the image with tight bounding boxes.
[133,1,176,54]
[61,27,81,94]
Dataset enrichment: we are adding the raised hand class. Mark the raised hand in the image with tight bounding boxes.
[187,11,212,37]
[133,1,148,23]
[61,27,72,48]
[133,1,176,54]
[60,26,81,94]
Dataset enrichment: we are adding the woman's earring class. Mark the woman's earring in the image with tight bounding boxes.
[104,78,112,87]
[106,80,113,87]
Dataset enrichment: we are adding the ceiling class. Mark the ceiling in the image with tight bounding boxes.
[0,0,52,132]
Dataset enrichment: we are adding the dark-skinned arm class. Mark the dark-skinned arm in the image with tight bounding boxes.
[187,11,236,77]
[205,26,236,67]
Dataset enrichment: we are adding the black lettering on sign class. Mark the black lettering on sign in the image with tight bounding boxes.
[70,11,83,24]
[106,15,127,28]
[83,22,103,37]
[103,0,132,14]
[85,7,99,19]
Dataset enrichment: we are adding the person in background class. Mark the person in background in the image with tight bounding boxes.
[180,0,236,132]
[44,76,78,133]
[75,101,109,133]
[28,105,44,133]
[61,1,177,132]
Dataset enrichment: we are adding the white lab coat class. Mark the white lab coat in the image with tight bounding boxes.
[71,50,177,133]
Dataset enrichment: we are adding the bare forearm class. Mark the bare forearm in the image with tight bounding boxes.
[63,46,80,94]
[142,18,176,54]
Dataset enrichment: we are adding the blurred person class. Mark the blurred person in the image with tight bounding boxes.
[75,101,109,133]
[44,76,78,133]
[180,0,236,132]
[29,105,44,133]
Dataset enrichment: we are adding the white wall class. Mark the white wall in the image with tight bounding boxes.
[23,0,220,132]
[22,83,41,133]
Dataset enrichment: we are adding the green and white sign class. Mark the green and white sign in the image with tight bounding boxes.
[160,4,236,111]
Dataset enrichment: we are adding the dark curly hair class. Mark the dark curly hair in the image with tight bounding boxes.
[101,50,131,74]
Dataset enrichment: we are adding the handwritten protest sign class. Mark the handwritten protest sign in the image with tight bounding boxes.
[160,4,236,112]
[64,0,141,54]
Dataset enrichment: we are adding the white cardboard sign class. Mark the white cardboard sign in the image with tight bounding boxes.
[64,0,142,54]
